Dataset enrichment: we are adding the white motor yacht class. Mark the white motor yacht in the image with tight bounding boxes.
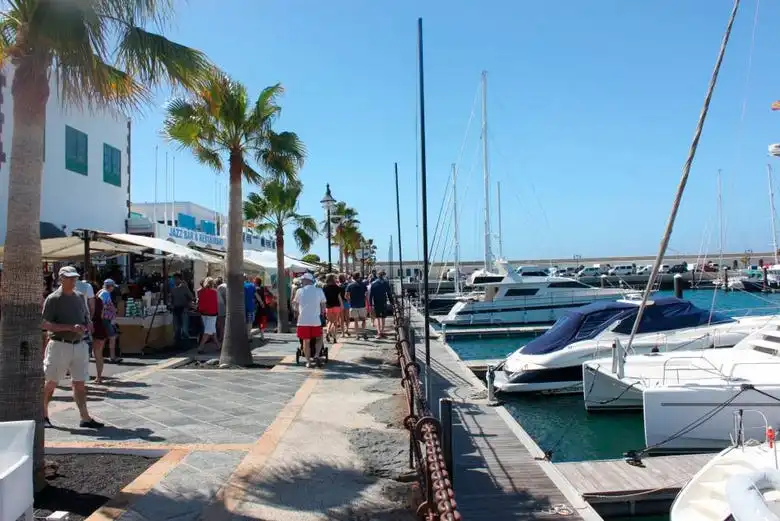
[442,269,628,329]
[671,424,780,521]
[493,297,771,394]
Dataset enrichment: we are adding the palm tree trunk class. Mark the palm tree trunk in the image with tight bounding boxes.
[220,152,252,366]
[275,226,289,333]
[338,246,344,272]
[0,59,50,491]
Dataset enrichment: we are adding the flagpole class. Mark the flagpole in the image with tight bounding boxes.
[153,146,158,228]
[172,155,176,226]
[164,151,169,226]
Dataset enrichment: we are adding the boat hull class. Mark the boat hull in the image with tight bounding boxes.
[442,291,624,327]
[582,364,644,411]
[644,385,780,452]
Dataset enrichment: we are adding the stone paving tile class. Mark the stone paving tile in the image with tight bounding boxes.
[122,451,246,521]
[46,366,308,444]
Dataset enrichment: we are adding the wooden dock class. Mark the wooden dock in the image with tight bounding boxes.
[441,324,550,340]
[409,308,601,521]
[464,359,503,374]
[555,453,714,517]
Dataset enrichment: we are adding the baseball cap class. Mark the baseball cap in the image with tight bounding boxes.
[301,273,315,282]
[58,266,79,278]
[103,278,116,287]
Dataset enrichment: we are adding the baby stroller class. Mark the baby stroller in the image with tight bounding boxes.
[295,314,329,365]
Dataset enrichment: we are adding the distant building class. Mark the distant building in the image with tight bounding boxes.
[129,201,275,252]
[0,64,131,242]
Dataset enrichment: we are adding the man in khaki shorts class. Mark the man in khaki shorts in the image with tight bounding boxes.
[42,266,104,429]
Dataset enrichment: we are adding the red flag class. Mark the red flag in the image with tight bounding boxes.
[772,100,780,111]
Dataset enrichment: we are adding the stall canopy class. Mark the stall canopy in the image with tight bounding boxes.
[105,233,223,264]
[243,249,318,272]
[0,236,145,261]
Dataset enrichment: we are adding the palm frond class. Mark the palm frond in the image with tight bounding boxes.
[116,26,210,91]
[255,130,306,180]
[293,227,315,253]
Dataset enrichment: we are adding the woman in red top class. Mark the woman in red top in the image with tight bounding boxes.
[197,277,220,352]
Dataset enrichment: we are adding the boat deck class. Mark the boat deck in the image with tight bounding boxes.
[441,324,550,339]
[410,308,600,520]
[554,453,714,517]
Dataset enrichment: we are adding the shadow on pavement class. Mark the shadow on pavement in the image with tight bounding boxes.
[49,424,165,442]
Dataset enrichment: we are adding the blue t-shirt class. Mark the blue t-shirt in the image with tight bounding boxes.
[370,279,391,306]
[346,281,367,308]
[244,281,256,313]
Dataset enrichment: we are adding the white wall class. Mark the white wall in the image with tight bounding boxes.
[0,64,130,242]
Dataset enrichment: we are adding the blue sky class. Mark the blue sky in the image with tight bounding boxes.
[130,0,780,263]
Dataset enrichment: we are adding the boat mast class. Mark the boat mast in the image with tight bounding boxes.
[452,163,461,294]
[625,0,739,352]
[497,181,504,260]
[717,169,725,270]
[768,163,779,265]
[481,70,492,271]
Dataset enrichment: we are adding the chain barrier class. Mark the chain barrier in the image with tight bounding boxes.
[394,295,462,521]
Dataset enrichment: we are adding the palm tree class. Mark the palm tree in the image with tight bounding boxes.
[164,73,305,364]
[244,181,318,332]
[0,0,210,487]
[342,226,363,274]
[331,202,359,271]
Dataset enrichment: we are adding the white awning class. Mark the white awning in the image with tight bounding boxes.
[105,233,222,264]
[0,236,145,261]
[243,249,318,271]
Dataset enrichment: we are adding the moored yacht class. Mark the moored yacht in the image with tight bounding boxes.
[442,270,628,328]
[582,315,780,412]
[670,425,780,521]
[493,297,769,394]
[638,325,780,453]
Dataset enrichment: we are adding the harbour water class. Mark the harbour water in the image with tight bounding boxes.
[447,289,780,463]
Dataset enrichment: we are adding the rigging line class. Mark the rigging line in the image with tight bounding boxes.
[487,128,552,232]
[453,81,482,176]
[427,175,453,269]
[734,0,761,169]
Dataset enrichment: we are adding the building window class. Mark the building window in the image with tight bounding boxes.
[65,126,88,175]
[103,144,121,187]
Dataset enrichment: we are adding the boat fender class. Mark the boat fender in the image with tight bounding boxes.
[726,469,780,521]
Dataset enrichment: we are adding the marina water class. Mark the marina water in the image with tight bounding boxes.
[447,289,780,463]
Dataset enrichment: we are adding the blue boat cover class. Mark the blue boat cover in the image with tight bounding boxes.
[520,297,733,355]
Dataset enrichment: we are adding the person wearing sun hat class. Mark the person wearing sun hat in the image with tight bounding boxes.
[42,266,104,429]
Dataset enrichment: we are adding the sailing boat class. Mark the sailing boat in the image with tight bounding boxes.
[428,72,504,314]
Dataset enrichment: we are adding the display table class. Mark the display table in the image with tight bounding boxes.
[114,313,173,353]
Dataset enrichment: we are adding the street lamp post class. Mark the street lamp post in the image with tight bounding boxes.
[320,184,336,273]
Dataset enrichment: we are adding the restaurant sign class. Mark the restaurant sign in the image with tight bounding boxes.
[167,226,225,248]
[163,225,271,251]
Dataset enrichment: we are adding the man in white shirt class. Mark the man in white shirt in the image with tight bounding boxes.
[292,273,326,368]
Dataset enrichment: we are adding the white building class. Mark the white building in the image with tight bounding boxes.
[0,65,131,242]
[129,201,276,252]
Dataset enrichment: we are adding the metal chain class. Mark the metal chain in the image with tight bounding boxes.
[395,296,462,520]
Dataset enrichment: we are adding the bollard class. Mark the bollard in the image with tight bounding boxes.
[600,274,607,288]
[487,365,496,404]
[673,273,683,298]
[439,398,454,486]
[723,268,729,291]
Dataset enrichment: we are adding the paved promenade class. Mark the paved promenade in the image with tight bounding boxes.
[45,330,415,521]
